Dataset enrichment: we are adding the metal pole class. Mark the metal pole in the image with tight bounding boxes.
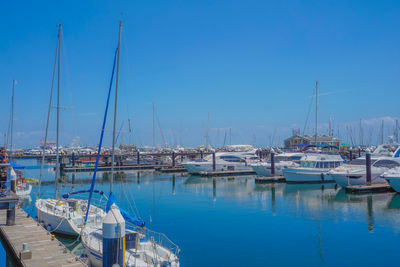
[55,24,62,199]
[366,149,371,186]
[137,151,140,165]
[315,81,318,146]
[349,147,352,162]
[212,152,216,172]
[111,20,122,193]
[270,149,275,177]
[152,102,155,147]
[172,151,175,167]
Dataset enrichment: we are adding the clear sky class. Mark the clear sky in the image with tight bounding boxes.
[1,0,399,148]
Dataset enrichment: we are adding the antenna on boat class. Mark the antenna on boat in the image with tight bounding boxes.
[314,81,318,147]
[111,20,122,193]
[55,24,62,198]
[152,102,155,147]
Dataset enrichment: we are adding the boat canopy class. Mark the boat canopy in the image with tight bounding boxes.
[10,160,25,169]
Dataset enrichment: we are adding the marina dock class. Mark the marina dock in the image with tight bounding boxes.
[345,184,394,194]
[0,207,86,267]
[255,176,285,183]
[62,164,166,172]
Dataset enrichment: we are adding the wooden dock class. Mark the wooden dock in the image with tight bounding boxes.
[255,176,285,183]
[345,184,394,194]
[198,170,256,177]
[62,164,166,173]
[156,167,188,173]
[0,208,86,267]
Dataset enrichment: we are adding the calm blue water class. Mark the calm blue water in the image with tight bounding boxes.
[2,158,400,266]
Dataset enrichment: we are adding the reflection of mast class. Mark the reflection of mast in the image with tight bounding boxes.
[367,195,374,233]
[318,220,324,263]
[172,174,176,195]
[271,184,276,216]
[213,178,216,202]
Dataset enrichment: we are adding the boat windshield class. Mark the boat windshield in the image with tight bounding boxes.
[373,160,400,168]
[349,159,378,165]
[300,161,316,168]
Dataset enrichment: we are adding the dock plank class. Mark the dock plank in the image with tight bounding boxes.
[0,208,86,267]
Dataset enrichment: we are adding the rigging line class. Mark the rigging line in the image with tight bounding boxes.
[84,47,118,225]
[303,90,315,136]
[38,37,59,198]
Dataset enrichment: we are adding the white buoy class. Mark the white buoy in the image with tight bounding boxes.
[103,203,125,267]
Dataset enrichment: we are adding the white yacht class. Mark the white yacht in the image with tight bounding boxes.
[251,152,302,177]
[36,197,106,236]
[283,153,343,183]
[181,151,258,174]
[330,157,400,187]
[81,213,180,267]
[381,167,400,192]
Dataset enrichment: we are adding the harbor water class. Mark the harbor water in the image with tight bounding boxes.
[2,159,400,266]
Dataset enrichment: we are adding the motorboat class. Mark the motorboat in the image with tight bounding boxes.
[250,152,303,176]
[329,157,400,187]
[181,151,258,174]
[283,153,343,183]
[382,167,400,192]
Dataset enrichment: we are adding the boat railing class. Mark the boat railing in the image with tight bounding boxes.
[127,222,180,256]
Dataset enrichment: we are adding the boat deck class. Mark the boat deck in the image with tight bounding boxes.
[0,208,86,267]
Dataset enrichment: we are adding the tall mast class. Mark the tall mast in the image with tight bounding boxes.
[152,102,155,147]
[381,120,384,144]
[111,20,122,193]
[315,81,318,146]
[10,80,15,158]
[55,24,62,198]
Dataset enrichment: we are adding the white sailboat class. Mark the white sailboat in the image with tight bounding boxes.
[81,21,180,266]
[35,24,105,236]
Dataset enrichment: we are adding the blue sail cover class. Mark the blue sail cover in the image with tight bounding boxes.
[106,192,145,228]
[62,190,104,199]
[10,161,25,169]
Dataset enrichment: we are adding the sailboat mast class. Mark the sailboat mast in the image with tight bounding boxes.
[152,102,155,147]
[111,20,122,193]
[314,81,318,146]
[10,80,15,158]
[55,24,62,198]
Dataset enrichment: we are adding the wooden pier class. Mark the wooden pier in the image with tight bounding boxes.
[198,170,256,177]
[62,164,166,173]
[255,176,285,183]
[0,208,86,267]
[345,184,394,194]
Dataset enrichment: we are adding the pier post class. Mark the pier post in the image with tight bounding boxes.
[103,204,125,267]
[358,147,361,158]
[137,151,140,165]
[6,206,15,226]
[349,148,353,162]
[172,151,175,167]
[270,149,275,177]
[200,150,203,160]
[72,153,75,167]
[212,152,216,172]
[366,149,371,186]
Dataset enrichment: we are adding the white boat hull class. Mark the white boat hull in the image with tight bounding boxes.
[36,206,78,236]
[331,172,387,187]
[384,176,400,192]
[284,168,335,183]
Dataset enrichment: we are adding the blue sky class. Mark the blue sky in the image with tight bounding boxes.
[1,0,399,148]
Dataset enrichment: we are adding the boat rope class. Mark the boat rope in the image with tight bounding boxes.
[84,47,118,225]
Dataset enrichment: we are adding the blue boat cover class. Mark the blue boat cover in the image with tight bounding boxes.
[10,161,25,169]
[106,192,145,228]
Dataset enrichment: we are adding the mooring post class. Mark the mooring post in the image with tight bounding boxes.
[349,148,353,162]
[6,205,15,226]
[366,149,371,186]
[200,150,203,160]
[270,148,275,177]
[172,151,175,167]
[103,204,125,267]
[137,151,140,165]
[72,152,75,167]
[358,147,361,158]
[212,152,216,172]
